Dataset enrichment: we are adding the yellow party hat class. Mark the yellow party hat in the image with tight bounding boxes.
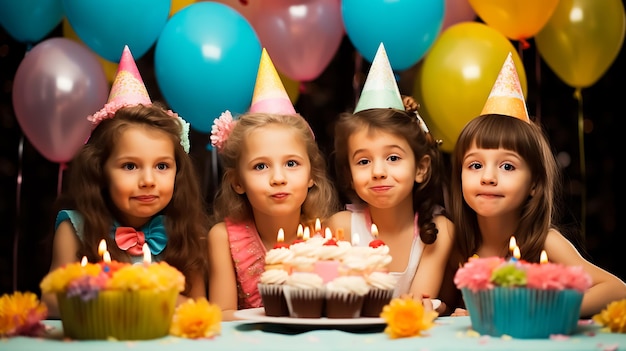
[480,52,530,123]
[249,48,296,114]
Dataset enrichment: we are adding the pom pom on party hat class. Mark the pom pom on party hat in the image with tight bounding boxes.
[87,45,151,125]
[249,48,296,114]
[480,52,530,123]
[354,43,404,113]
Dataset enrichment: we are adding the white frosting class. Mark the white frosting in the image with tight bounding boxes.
[326,276,370,295]
[259,269,289,285]
[366,272,398,290]
[314,243,351,260]
[285,272,324,289]
[265,247,293,265]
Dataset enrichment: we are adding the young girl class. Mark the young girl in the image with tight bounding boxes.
[207,112,339,320]
[447,54,626,317]
[42,46,208,317]
[325,43,454,310]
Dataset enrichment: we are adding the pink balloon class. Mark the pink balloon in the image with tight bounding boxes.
[250,0,344,81]
[12,38,109,163]
[441,0,476,31]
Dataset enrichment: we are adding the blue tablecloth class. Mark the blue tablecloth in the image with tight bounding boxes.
[4,317,625,351]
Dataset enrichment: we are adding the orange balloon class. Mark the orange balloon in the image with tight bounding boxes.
[62,18,117,83]
[536,0,626,88]
[418,22,526,151]
[468,0,559,41]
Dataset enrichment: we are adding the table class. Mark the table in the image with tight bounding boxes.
[3,316,625,351]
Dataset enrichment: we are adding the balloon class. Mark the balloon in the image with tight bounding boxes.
[170,0,196,17]
[208,0,263,22]
[155,2,261,134]
[342,0,445,70]
[418,22,526,150]
[441,0,476,32]
[62,0,170,62]
[0,0,63,44]
[468,0,559,41]
[61,19,118,83]
[535,0,626,88]
[12,38,109,163]
[250,0,344,81]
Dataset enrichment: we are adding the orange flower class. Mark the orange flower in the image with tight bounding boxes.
[380,296,438,338]
[170,298,221,339]
[593,299,626,333]
[0,291,47,337]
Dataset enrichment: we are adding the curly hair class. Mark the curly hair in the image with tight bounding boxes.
[211,112,340,228]
[332,108,448,244]
[59,103,209,294]
[449,114,561,266]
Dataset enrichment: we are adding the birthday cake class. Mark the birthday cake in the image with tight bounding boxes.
[40,259,184,340]
[454,256,592,338]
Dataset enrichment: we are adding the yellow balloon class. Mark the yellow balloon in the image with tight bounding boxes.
[278,71,300,104]
[170,0,196,17]
[62,18,117,83]
[469,0,559,40]
[418,22,527,151]
[535,0,626,88]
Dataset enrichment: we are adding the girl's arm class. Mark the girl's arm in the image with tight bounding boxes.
[408,215,454,308]
[322,210,352,242]
[545,229,626,317]
[42,220,81,318]
[176,267,207,305]
[207,222,239,321]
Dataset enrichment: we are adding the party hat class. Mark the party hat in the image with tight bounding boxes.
[354,43,404,113]
[249,48,296,114]
[88,45,151,125]
[480,52,530,123]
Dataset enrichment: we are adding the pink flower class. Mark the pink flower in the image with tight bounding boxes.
[210,110,236,151]
[526,263,592,292]
[454,256,505,292]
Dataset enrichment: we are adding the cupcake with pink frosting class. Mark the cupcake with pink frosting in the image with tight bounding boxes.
[455,256,592,338]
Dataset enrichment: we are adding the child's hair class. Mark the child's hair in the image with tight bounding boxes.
[211,112,340,227]
[449,114,561,264]
[59,103,208,292]
[333,108,446,244]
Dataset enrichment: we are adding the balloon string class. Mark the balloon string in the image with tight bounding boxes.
[519,38,530,50]
[574,88,586,240]
[13,135,24,291]
[57,163,67,196]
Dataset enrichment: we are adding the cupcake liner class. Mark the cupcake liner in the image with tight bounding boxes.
[283,286,325,318]
[462,287,583,338]
[361,288,394,317]
[325,291,365,318]
[258,283,289,317]
[57,289,177,340]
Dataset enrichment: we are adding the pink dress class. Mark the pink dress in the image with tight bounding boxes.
[225,218,266,309]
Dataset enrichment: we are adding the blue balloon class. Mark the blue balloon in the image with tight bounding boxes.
[342,0,445,70]
[155,2,261,134]
[0,0,63,44]
[62,0,170,62]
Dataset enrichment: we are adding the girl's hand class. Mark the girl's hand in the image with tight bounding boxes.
[451,308,469,317]
[402,95,419,112]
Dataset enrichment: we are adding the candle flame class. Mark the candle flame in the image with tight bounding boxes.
[277,228,285,242]
[143,243,151,264]
[540,250,548,264]
[324,227,332,240]
[303,226,310,240]
[314,218,321,233]
[509,236,516,252]
[98,239,107,257]
[513,246,521,260]
[103,250,111,263]
[352,234,360,246]
[297,224,303,238]
[371,224,379,238]
[80,256,88,266]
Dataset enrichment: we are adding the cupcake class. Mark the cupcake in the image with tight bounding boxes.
[361,271,398,317]
[455,256,592,338]
[283,272,325,318]
[40,261,184,340]
[258,269,290,317]
[325,276,370,318]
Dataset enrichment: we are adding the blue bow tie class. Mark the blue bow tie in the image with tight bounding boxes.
[112,215,168,256]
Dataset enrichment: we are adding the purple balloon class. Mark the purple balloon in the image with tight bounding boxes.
[12,38,109,163]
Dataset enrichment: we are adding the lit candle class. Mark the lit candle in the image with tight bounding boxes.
[297,224,303,239]
[371,224,379,237]
[314,218,321,236]
[351,234,360,246]
[103,250,111,263]
[369,223,385,248]
[324,227,332,240]
[540,250,548,264]
[80,256,88,267]
[98,239,107,258]
[509,236,516,256]
[143,243,151,265]
[274,228,290,249]
[303,227,311,241]
[513,246,521,261]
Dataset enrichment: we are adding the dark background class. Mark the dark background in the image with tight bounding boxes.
[1,20,624,297]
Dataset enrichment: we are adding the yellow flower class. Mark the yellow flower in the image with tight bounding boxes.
[593,299,626,333]
[170,298,221,339]
[0,291,47,337]
[380,296,438,339]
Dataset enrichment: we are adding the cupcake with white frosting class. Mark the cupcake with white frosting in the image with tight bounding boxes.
[283,272,325,318]
[325,275,370,318]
